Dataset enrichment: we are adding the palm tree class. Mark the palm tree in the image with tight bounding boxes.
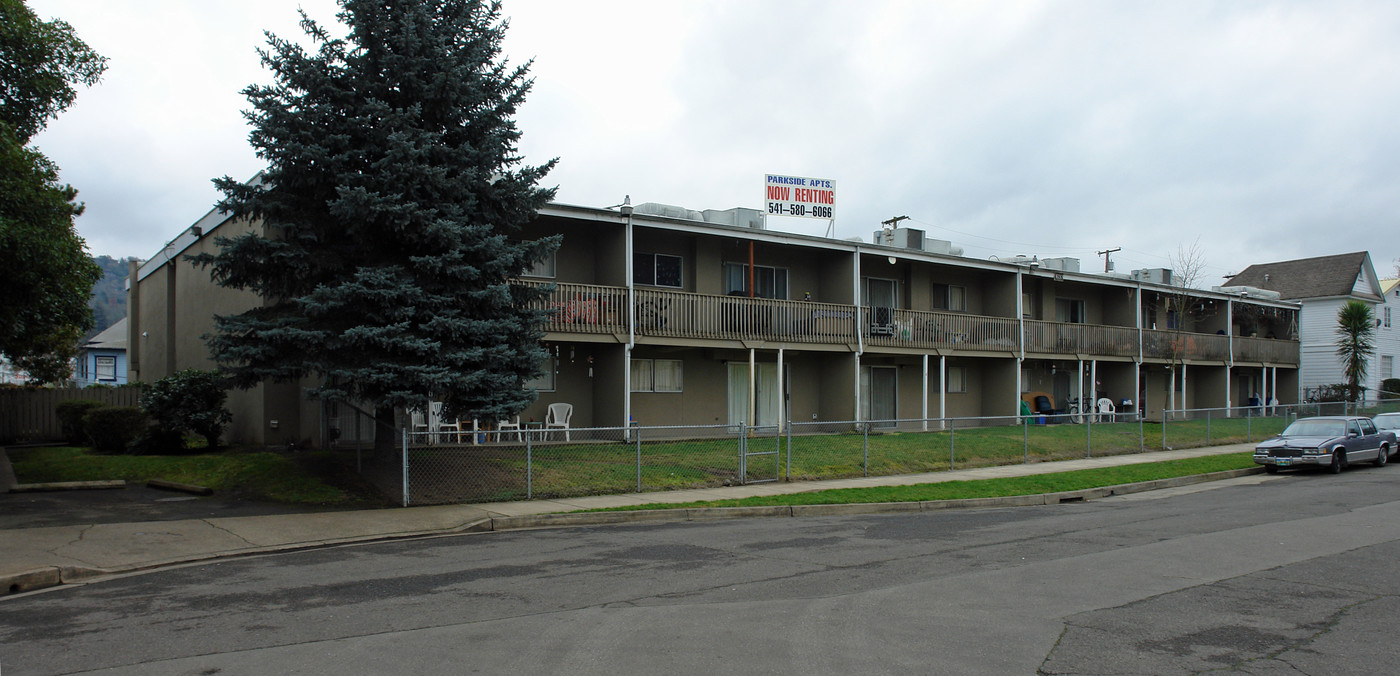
[1335,300,1376,402]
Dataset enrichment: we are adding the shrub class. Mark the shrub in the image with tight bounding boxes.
[141,369,233,450]
[84,406,148,453]
[55,400,106,445]
[1382,378,1400,398]
[1311,384,1349,403]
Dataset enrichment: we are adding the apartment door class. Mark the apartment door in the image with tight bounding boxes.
[861,366,898,425]
[728,362,781,428]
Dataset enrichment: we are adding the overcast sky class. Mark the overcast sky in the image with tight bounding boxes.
[26,0,1400,286]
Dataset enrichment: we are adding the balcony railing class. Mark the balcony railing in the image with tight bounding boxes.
[519,281,628,335]
[1234,336,1300,365]
[864,308,1020,352]
[518,282,1301,365]
[634,288,857,344]
[1024,320,1138,357]
[1142,329,1230,362]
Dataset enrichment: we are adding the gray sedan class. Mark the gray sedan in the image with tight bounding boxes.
[1253,416,1393,474]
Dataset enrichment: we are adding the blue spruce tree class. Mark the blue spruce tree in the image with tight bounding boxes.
[192,0,559,450]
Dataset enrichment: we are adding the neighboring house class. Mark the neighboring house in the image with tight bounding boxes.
[75,317,128,387]
[128,200,1303,447]
[1224,252,1384,400]
[1379,279,1399,395]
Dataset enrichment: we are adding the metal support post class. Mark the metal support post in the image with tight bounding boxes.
[635,426,642,492]
[785,420,792,481]
[1087,415,1093,458]
[1162,409,1168,450]
[1206,409,1211,444]
[862,423,869,477]
[1023,417,1029,463]
[526,431,533,499]
[401,427,409,507]
[950,418,956,469]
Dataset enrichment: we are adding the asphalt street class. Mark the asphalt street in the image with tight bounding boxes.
[2,466,1398,675]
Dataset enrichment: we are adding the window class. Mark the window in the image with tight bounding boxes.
[1383,355,1394,380]
[723,263,788,299]
[96,356,116,381]
[947,366,967,393]
[1386,306,1392,328]
[932,283,967,312]
[1361,418,1378,435]
[524,252,556,278]
[1055,298,1085,324]
[1022,292,1034,319]
[1020,368,1033,393]
[525,354,556,392]
[631,358,684,392]
[634,253,682,288]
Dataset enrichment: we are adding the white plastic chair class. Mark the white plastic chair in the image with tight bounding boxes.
[409,409,431,438]
[1096,397,1115,423]
[545,403,573,441]
[497,416,522,442]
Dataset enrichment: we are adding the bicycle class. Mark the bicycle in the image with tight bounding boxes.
[1067,397,1093,424]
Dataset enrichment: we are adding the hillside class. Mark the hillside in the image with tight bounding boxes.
[87,256,130,340]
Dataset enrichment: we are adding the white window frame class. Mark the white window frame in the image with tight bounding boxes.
[1382,355,1394,380]
[653,359,683,392]
[526,353,556,392]
[95,355,117,381]
[1385,306,1392,328]
[634,253,683,288]
[947,366,968,393]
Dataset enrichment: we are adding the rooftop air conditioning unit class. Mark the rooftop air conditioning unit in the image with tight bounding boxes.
[1131,268,1173,285]
[872,227,925,250]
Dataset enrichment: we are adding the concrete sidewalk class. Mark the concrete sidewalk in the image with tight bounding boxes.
[0,443,1258,597]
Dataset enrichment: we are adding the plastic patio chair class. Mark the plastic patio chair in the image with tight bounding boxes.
[1096,397,1115,423]
[545,403,573,441]
[497,416,522,442]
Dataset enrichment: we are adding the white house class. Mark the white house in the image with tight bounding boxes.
[1226,252,1385,400]
[1378,279,1398,395]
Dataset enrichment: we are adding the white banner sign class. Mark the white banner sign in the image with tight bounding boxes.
[765,174,835,220]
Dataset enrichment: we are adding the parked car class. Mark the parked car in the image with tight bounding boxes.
[1253,416,1394,474]
[1372,413,1400,456]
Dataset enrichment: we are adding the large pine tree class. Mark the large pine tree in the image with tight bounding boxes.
[192,0,558,445]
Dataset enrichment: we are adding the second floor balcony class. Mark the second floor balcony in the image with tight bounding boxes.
[519,281,1300,365]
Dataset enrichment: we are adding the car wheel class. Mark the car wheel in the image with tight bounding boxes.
[1376,444,1390,468]
[1265,465,1278,474]
[1330,449,1344,474]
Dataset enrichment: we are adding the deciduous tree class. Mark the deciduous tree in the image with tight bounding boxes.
[0,0,106,382]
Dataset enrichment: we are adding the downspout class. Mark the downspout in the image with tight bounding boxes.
[1016,268,1025,418]
[1227,298,1234,413]
[854,246,864,421]
[624,202,635,430]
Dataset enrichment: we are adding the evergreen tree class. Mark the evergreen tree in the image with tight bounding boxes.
[0,0,106,381]
[1334,300,1376,402]
[191,0,558,448]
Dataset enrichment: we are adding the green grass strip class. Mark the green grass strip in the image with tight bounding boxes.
[589,452,1257,511]
[8,446,358,505]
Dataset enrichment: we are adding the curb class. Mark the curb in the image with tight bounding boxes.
[0,467,1263,599]
[147,479,213,496]
[9,480,126,493]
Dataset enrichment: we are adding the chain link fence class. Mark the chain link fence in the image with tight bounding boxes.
[338,398,1400,506]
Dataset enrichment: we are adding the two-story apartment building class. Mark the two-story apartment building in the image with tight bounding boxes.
[127,199,1302,446]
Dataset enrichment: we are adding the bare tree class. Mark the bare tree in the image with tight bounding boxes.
[1162,239,1211,414]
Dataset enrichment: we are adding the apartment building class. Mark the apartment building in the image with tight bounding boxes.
[127,200,1302,446]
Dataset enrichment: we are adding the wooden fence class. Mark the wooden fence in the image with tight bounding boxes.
[0,388,142,444]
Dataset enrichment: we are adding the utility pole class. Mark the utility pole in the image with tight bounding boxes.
[1097,247,1121,273]
[880,215,909,244]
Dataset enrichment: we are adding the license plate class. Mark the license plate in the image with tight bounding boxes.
[1276,459,1292,466]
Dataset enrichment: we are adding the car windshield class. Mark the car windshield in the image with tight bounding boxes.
[1281,420,1345,437]
[1373,414,1400,430]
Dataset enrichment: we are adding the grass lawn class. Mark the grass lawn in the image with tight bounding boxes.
[8,446,382,506]
[590,452,1258,510]
[397,416,1284,505]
